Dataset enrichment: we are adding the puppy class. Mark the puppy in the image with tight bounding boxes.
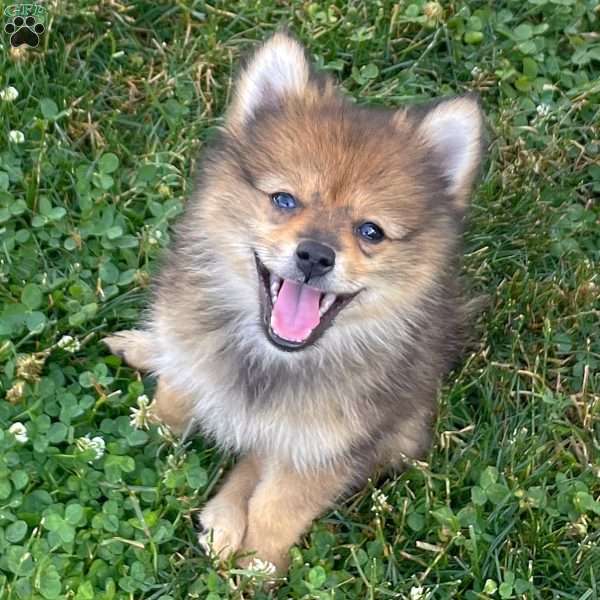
[104,31,484,571]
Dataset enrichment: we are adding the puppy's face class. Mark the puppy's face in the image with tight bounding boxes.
[198,34,483,353]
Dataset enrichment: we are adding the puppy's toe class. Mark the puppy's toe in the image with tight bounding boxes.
[102,329,154,371]
[197,503,246,559]
[198,527,241,558]
[102,334,128,359]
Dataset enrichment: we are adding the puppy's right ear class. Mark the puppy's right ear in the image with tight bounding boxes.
[413,95,484,210]
[227,32,311,132]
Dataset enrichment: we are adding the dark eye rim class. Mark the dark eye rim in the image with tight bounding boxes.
[270,191,298,211]
[356,221,385,243]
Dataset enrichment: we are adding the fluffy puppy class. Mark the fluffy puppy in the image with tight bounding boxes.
[104,31,484,571]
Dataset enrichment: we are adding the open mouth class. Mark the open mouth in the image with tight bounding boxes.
[255,254,357,351]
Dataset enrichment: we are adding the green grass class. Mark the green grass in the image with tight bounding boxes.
[0,1,599,598]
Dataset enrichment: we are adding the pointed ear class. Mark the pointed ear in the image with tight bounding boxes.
[415,95,484,208]
[227,32,311,131]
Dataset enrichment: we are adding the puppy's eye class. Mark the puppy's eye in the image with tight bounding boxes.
[356,222,385,243]
[271,192,297,210]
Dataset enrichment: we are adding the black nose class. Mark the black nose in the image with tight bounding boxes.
[295,240,336,280]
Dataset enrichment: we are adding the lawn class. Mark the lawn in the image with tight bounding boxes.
[0,1,599,598]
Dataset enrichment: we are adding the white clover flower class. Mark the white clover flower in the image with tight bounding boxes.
[130,394,153,430]
[0,86,19,102]
[9,130,25,144]
[470,66,482,78]
[9,422,28,443]
[166,453,186,469]
[371,489,392,514]
[57,335,80,353]
[246,557,277,576]
[157,184,171,198]
[148,229,162,245]
[89,436,105,459]
[6,380,26,404]
[536,103,550,117]
[410,586,425,600]
[157,423,178,444]
[76,434,106,460]
[162,452,187,487]
[423,2,443,20]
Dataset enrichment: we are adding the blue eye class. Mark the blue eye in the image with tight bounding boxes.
[356,222,385,242]
[271,192,297,210]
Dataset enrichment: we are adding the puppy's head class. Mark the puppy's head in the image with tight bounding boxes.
[196,32,484,354]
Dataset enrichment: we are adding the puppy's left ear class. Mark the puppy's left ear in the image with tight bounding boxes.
[415,95,484,209]
[227,32,312,132]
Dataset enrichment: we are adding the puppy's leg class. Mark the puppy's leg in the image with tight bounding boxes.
[198,454,260,558]
[151,378,196,435]
[103,331,195,434]
[241,459,353,571]
[102,329,155,371]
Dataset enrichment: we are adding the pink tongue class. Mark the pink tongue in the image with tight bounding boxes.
[271,280,322,342]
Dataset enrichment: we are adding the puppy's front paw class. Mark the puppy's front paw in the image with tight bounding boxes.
[197,499,247,559]
[102,329,154,371]
[238,535,290,573]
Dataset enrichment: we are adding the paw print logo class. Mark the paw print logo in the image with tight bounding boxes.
[4,15,45,48]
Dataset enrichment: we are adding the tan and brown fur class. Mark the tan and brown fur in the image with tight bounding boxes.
[103,32,484,571]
